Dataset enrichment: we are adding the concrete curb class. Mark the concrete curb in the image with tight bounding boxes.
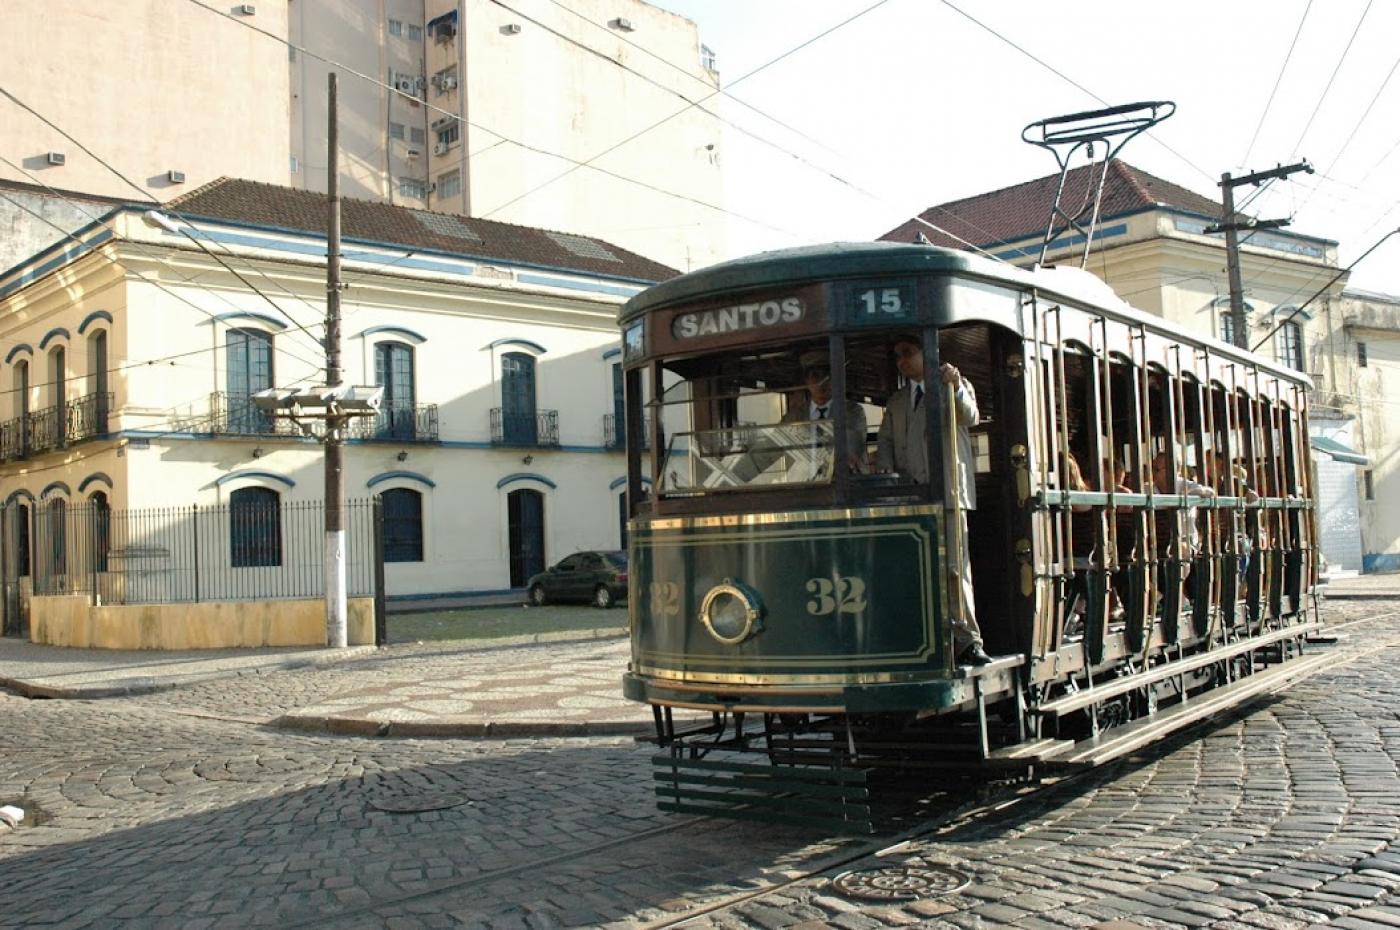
[0,645,380,700]
[270,712,659,739]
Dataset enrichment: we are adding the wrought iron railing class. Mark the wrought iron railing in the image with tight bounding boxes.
[490,408,560,447]
[349,403,439,442]
[208,392,299,437]
[0,392,112,462]
[603,413,650,451]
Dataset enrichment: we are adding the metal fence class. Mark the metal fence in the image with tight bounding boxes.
[8,498,379,606]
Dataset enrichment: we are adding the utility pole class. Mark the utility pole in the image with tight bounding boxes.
[1208,161,1313,349]
[325,71,347,648]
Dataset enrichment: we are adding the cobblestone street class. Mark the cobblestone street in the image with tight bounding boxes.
[1,599,1398,929]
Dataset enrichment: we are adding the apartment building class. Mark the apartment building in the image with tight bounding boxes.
[2,0,723,275]
[0,177,675,600]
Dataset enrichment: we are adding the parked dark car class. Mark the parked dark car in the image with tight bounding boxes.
[526,550,628,608]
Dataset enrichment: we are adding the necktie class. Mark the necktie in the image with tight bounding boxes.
[913,384,924,409]
[816,406,828,420]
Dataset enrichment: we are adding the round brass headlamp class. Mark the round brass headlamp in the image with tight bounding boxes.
[699,578,762,645]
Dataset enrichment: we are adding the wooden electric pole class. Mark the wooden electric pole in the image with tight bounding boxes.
[1208,161,1313,350]
[325,71,347,648]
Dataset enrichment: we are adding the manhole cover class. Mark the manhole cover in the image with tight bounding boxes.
[831,865,970,901]
[368,793,471,814]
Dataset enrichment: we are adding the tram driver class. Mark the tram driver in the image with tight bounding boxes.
[876,334,990,666]
[780,350,869,474]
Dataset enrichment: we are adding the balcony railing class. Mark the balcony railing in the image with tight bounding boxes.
[490,408,560,447]
[208,392,299,438]
[603,413,650,451]
[348,403,439,442]
[0,392,112,462]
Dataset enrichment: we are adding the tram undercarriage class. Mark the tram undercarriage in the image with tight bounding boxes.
[644,615,1327,833]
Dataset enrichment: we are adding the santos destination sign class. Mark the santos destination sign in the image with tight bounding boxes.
[672,297,805,339]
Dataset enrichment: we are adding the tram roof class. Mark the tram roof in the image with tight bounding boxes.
[620,241,1311,387]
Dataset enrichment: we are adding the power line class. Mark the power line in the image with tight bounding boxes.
[0,86,330,347]
[1240,0,1313,168]
[475,0,896,220]
[0,186,327,376]
[937,0,1215,185]
[178,0,806,241]
[1289,0,1374,159]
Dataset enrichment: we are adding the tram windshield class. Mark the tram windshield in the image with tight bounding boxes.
[652,337,898,495]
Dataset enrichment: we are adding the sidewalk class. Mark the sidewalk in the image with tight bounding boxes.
[0,630,689,737]
[1322,572,1400,599]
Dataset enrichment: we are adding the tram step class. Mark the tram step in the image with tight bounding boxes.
[1032,621,1321,718]
[986,737,1075,762]
[1052,649,1336,767]
[651,753,875,833]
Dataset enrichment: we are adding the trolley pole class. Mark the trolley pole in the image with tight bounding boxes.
[1208,161,1312,350]
[325,71,348,648]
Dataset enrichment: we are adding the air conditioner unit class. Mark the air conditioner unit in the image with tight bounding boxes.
[236,3,256,14]
[500,23,522,35]
[440,75,457,91]
[430,115,453,130]
[166,170,186,184]
[433,141,450,156]
[608,17,634,31]
[394,77,416,94]
[46,152,65,166]
[405,148,422,159]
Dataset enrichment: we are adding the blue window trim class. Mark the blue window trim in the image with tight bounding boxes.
[608,476,653,491]
[367,470,436,490]
[78,310,114,334]
[206,311,289,332]
[496,472,557,490]
[41,481,71,499]
[485,337,547,355]
[214,469,296,489]
[601,347,622,360]
[5,344,33,364]
[39,327,70,350]
[6,489,34,505]
[77,472,113,494]
[355,325,427,345]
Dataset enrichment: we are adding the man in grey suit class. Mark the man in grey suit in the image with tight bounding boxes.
[781,351,870,476]
[876,334,989,665]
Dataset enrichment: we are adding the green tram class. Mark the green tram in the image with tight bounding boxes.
[617,241,1323,827]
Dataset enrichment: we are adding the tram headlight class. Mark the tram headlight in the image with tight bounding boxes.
[700,578,762,645]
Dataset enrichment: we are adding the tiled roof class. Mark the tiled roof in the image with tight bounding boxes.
[161,177,679,282]
[880,161,1237,252]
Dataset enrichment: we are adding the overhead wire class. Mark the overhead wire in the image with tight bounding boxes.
[1288,0,1374,159]
[0,185,328,376]
[178,0,807,241]
[0,86,330,348]
[1240,0,1313,169]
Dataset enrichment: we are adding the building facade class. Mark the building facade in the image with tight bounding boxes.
[1,0,722,275]
[883,161,1388,572]
[0,178,675,599]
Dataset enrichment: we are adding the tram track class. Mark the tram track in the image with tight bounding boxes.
[292,608,1400,929]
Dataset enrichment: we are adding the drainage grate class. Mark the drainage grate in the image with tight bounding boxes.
[368,793,471,814]
[831,865,970,901]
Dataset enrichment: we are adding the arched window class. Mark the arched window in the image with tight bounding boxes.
[500,352,537,444]
[1278,321,1304,371]
[229,486,282,568]
[89,491,111,573]
[12,359,28,420]
[1219,312,1235,346]
[226,329,274,434]
[507,488,545,587]
[87,329,109,434]
[12,502,30,578]
[381,488,423,562]
[374,342,416,439]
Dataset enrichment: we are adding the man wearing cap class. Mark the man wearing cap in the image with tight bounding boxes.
[781,350,870,475]
[876,334,989,665]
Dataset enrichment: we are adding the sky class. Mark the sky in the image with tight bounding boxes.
[648,0,1400,295]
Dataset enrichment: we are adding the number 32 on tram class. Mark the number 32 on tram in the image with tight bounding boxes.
[616,241,1321,806]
